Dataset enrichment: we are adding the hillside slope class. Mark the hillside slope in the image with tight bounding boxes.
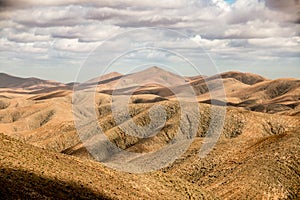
[1,69,300,199]
[0,73,65,90]
[0,133,215,200]
[165,129,300,199]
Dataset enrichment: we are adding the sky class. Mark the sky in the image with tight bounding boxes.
[0,0,299,82]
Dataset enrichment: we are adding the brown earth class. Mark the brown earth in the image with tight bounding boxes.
[0,67,299,199]
[0,133,215,200]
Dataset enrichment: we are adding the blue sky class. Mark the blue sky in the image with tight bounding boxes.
[0,0,299,82]
[224,0,236,4]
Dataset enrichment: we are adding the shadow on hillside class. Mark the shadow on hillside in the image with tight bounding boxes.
[0,168,111,200]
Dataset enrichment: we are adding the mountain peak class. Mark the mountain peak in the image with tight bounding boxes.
[139,66,181,75]
[142,66,165,72]
[148,66,160,70]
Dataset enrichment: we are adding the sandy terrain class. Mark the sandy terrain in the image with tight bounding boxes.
[0,67,299,199]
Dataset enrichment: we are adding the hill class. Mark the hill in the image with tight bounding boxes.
[0,133,215,199]
[0,68,300,199]
[1,68,299,115]
[0,73,65,90]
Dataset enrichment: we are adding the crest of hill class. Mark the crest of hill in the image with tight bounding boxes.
[86,72,123,84]
[79,68,267,91]
[231,78,300,101]
[190,71,268,86]
[120,66,186,87]
[91,67,187,93]
[219,71,267,85]
[0,73,65,90]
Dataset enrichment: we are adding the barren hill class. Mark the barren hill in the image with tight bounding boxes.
[0,73,65,90]
[0,68,299,199]
[87,72,123,84]
[218,71,267,85]
[0,133,215,199]
[2,68,298,115]
[89,68,300,115]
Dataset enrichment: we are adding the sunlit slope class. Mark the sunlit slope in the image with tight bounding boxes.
[0,133,216,200]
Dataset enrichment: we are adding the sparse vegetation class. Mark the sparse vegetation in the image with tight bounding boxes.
[263,119,286,135]
[266,81,293,99]
[39,110,55,127]
[0,69,299,199]
[0,100,9,110]
[222,114,245,138]
[0,133,216,200]
[11,111,21,122]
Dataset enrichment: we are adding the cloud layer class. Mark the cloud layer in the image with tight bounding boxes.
[0,0,299,82]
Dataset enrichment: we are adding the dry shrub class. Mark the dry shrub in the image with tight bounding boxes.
[0,100,9,110]
[263,119,286,135]
[222,114,245,138]
[11,111,21,122]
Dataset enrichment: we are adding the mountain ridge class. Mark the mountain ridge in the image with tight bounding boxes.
[0,67,299,199]
[0,72,65,90]
[1,68,299,115]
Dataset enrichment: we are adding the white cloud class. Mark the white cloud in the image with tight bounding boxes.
[52,38,100,53]
[191,35,228,49]
[0,0,299,81]
[12,6,85,27]
[224,19,297,38]
[7,32,50,43]
[248,37,300,48]
[212,0,231,11]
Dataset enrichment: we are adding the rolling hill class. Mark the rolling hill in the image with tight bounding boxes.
[0,67,299,199]
[0,73,65,90]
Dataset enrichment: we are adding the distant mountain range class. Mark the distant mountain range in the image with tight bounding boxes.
[0,73,65,90]
[1,67,299,115]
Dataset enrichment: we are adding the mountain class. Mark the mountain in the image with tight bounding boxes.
[0,133,215,199]
[89,67,188,97]
[0,73,65,90]
[122,67,186,89]
[218,71,267,85]
[86,72,123,84]
[1,68,299,114]
[0,68,300,199]
[180,71,300,115]
[1,83,299,198]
